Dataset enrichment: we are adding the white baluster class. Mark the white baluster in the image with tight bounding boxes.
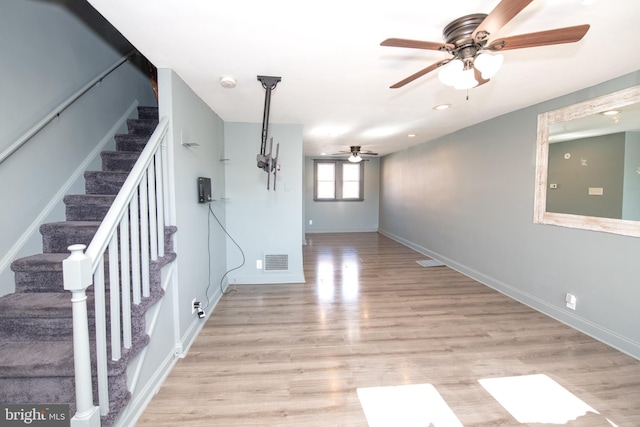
[140,173,150,297]
[148,160,158,261]
[108,233,121,361]
[130,188,141,305]
[155,150,165,258]
[120,212,132,349]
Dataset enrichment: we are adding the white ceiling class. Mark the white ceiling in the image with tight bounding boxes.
[88,0,640,157]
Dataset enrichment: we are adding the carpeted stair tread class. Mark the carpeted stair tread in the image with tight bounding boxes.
[84,171,129,195]
[40,221,101,253]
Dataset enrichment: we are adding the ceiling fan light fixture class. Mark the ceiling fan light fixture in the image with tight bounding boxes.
[438,59,464,86]
[474,53,504,79]
[348,154,362,163]
[453,68,479,90]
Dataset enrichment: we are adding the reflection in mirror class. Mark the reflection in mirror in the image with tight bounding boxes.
[534,85,640,237]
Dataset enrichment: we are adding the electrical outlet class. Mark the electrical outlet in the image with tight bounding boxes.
[309,219,313,225]
[256,259,263,269]
[191,298,197,314]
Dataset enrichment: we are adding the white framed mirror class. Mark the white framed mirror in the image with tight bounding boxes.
[534,85,640,237]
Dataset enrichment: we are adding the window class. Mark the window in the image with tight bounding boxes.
[314,160,364,201]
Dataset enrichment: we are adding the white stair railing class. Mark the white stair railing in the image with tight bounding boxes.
[62,116,171,426]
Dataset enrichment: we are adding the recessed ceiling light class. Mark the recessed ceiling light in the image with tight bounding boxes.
[220,76,237,88]
[601,110,619,116]
[433,104,451,110]
[408,134,416,138]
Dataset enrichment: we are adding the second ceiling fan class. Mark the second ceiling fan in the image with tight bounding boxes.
[381,0,590,89]
[335,146,379,163]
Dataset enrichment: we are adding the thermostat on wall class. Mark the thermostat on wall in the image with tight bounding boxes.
[198,177,212,203]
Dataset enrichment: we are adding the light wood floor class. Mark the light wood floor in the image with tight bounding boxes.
[137,232,640,426]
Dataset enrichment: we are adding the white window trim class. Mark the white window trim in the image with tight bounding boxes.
[313,159,364,201]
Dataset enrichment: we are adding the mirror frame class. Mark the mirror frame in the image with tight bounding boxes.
[534,84,640,237]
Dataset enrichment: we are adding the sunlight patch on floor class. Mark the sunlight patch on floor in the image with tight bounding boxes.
[357,383,462,427]
[479,374,608,425]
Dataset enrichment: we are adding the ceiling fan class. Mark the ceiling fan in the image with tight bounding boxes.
[381,0,590,89]
[335,146,379,163]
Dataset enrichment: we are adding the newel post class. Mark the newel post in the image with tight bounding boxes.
[63,244,101,427]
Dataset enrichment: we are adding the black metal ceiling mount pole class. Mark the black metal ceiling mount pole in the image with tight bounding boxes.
[256,75,282,190]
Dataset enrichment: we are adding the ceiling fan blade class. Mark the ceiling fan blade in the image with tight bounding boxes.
[381,38,454,51]
[360,151,379,156]
[390,60,449,89]
[487,24,590,51]
[472,0,533,42]
[474,67,490,86]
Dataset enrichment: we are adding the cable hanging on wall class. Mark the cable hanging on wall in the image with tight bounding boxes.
[204,203,246,308]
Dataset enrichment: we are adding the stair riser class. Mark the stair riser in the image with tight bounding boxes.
[14,271,63,293]
[137,106,158,120]
[115,134,150,152]
[101,152,139,173]
[65,205,109,222]
[0,376,76,410]
[64,194,115,222]
[84,172,128,195]
[40,226,99,253]
[126,119,158,135]
[0,316,147,343]
[0,372,129,419]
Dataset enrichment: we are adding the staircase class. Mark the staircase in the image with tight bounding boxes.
[0,106,175,426]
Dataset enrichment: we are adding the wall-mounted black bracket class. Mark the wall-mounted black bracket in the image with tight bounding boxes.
[256,75,282,190]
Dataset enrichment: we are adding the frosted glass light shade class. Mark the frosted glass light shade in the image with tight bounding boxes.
[348,154,362,163]
[474,53,503,79]
[453,68,478,90]
[438,60,464,87]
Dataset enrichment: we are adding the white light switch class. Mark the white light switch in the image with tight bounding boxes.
[565,293,576,310]
[588,187,604,196]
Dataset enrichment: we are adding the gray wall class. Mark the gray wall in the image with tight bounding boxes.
[547,133,625,219]
[304,157,380,233]
[0,0,156,296]
[623,132,640,220]
[224,122,305,284]
[162,69,228,341]
[379,71,640,360]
